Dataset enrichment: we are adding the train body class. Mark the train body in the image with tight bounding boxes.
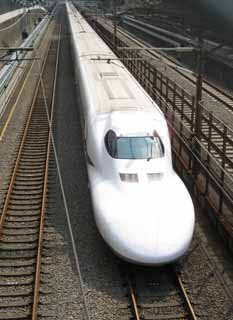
[66,1,195,265]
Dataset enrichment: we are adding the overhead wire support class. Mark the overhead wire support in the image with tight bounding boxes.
[194,36,204,142]
[0,47,33,52]
[113,0,117,49]
[117,46,195,53]
[90,56,195,74]
[0,57,40,62]
[115,36,204,146]
[0,47,34,62]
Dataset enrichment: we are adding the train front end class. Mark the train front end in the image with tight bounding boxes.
[87,112,195,265]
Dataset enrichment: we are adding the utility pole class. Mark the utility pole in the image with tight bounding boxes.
[193,33,204,177]
[194,35,203,142]
[95,7,98,29]
[113,0,117,49]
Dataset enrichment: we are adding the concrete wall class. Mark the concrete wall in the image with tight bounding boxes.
[0,9,45,50]
[0,8,45,69]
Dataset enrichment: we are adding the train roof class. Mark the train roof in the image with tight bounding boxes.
[85,60,158,114]
[67,3,114,58]
[67,2,164,118]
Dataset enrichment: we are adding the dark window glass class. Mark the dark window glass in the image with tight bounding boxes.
[105,130,117,157]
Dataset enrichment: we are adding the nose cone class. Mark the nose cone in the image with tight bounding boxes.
[99,207,193,265]
[92,176,195,265]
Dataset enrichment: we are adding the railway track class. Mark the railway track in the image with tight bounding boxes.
[100,18,233,120]
[89,17,233,242]
[121,264,198,320]
[0,22,60,320]
[117,20,233,115]
[95,19,233,177]
[0,16,51,138]
[102,18,233,115]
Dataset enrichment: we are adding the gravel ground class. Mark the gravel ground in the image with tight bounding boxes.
[102,19,233,129]
[40,7,233,320]
[150,57,233,129]
[116,22,233,317]
[107,21,233,130]
[0,23,54,209]
[1,4,233,320]
[39,10,129,319]
[180,199,233,319]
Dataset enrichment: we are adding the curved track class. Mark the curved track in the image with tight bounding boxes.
[0,23,60,320]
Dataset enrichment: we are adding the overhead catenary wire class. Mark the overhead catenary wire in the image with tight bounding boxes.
[39,64,92,320]
[90,56,195,74]
[0,10,28,33]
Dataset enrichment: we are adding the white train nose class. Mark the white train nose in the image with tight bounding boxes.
[115,229,193,265]
[102,217,193,265]
[93,184,194,265]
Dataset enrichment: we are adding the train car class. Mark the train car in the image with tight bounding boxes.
[66,1,195,265]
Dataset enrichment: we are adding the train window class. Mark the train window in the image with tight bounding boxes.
[105,130,117,157]
[105,131,164,160]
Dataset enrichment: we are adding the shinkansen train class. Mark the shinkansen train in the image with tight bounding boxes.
[66,1,195,265]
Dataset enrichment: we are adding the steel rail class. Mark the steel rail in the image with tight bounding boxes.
[124,266,198,320]
[0,30,52,238]
[111,24,233,177]
[175,271,198,320]
[107,20,233,115]
[127,276,141,320]
[0,22,57,320]
[94,19,233,179]
[32,24,61,320]
[0,15,48,85]
[0,15,50,121]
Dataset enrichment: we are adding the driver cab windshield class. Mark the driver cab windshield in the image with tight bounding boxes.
[105,130,164,160]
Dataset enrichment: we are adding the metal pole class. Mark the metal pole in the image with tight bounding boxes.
[195,36,203,141]
[95,7,97,29]
[193,35,204,177]
[113,0,117,49]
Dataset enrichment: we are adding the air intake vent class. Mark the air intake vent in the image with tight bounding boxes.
[120,173,139,183]
[147,173,163,181]
[100,72,118,78]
